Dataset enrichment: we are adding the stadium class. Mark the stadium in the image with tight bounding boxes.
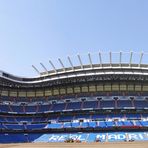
[0,51,148,146]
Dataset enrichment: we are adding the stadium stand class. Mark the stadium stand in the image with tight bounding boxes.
[0,52,148,143]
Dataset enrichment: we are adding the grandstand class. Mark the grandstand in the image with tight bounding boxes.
[0,51,148,143]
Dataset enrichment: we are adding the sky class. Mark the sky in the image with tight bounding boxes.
[0,0,148,77]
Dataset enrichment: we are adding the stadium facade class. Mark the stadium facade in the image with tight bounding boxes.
[0,51,148,143]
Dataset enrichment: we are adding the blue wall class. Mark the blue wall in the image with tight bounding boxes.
[34,132,148,142]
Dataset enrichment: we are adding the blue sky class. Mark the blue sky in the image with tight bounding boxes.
[0,0,148,77]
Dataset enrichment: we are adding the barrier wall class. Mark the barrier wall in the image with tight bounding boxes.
[34,132,148,142]
[0,132,148,143]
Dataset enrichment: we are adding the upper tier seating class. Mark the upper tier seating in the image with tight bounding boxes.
[0,96,148,114]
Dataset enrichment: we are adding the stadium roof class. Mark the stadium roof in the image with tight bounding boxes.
[1,51,148,85]
[33,51,146,76]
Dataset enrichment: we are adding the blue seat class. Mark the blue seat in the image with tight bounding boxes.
[97,121,106,128]
[81,122,89,128]
[116,121,124,126]
[63,122,71,128]
[71,122,80,128]
[88,121,97,128]
[123,121,133,126]
[140,121,148,127]
[135,121,142,126]
[105,121,114,127]
[47,123,62,129]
